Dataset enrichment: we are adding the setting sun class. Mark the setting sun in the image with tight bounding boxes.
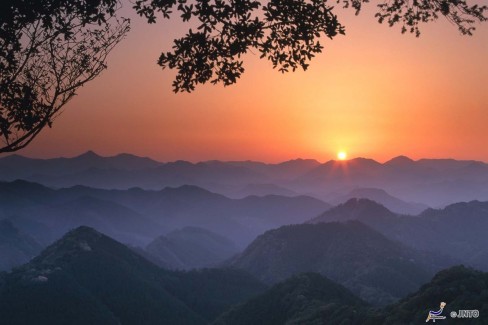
[337,151,347,160]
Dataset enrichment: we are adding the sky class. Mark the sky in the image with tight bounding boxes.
[10,2,488,163]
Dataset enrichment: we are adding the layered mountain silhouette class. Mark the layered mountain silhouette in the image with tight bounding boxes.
[0,214,486,324]
[309,198,398,223]
[0,226,266,324]
[19,195,162,246]
[227,221,446,305]
[297,156,488,206]
[215,266,488,325]
[331,188,428,215]
[214,273,369,325]
[1,151,488,323]
[0,151,161,180]
[0,180,329,266]
[145,226,239,270]
[309,198,488,271]
[2,152,488,206]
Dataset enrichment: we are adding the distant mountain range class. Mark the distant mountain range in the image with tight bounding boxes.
[0,180,330,270]
[2,151,488,206]
[297,156,488,206]
[309,198,488,271]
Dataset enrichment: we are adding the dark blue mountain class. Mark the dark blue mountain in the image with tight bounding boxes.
[0,226,266,324]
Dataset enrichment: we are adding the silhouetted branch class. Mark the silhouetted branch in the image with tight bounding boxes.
[0,3,130,153]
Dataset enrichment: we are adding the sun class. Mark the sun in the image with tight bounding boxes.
[337,151,347,160]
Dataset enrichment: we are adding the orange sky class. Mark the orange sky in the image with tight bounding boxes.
[10,3,488,163]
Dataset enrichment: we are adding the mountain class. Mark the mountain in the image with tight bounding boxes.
[14,195,162,246]
[69,185,330,247]
[0,180,56,218]
[214,273,369,325]
[294,156,488,206]
[232,194,331,227]
[227,221,441,305]
[1,181,330,248]
[0,151,161,181]
[384,155,415,167]
[3,153,488,206]
[26,159,267,192]
[365,265,488,324]
[0,154,323,197]
[216,266,488,325]
[0,226,267,324]
[0,220,42,271]
[332,188,428,215]
[145,226,239,270]
[309,198,398,224]
[227,158,321,180]
[384,201,488,271]
[0,226,203,324]
[309,199,488,271]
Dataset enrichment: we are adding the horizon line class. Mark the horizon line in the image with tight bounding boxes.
[1,150,487,165]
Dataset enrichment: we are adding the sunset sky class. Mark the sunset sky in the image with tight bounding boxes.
[10,2,488,163]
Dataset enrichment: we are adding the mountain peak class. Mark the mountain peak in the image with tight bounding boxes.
[69,225,101,235]
[76,150,102,159]
[54,225,102,245]
[385,155,415,166]
[29,226,102,267]
[53,226,100,246]
[309,198,396,224]
[335,187,428,215]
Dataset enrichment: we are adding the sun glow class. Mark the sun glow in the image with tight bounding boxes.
[337,151,347,160]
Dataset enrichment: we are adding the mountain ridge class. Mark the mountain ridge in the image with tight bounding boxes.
[0,226,267,324]
[227,221,443,305]
[2,152,488,206]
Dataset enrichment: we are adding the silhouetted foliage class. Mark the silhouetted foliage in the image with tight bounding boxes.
[0,0,129,153]
[133,0,487,92]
